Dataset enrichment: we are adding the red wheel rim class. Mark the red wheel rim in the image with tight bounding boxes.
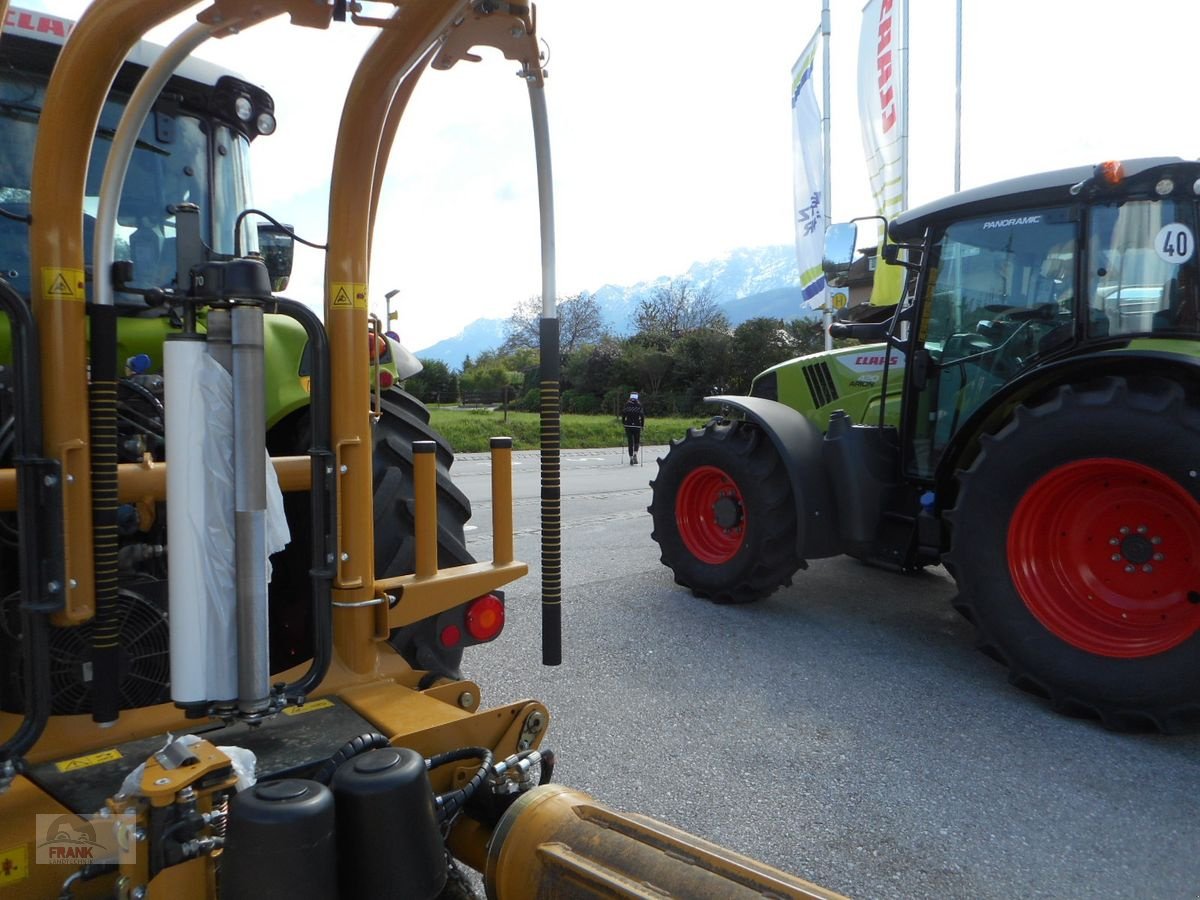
[676,465,746,564]
[1008,457,1200,658]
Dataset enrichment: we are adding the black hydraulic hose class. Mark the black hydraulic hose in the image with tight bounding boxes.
[268,297,333,702]
[0,277,58,769]
[428,746,493,823]
[313,732,391,784]
[88,302,121,725]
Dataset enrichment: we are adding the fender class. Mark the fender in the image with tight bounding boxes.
[704,395,842,560]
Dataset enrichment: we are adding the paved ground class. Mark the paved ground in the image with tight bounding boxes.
[448,446,1200,900]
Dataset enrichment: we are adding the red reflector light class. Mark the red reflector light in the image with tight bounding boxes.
[1099,160,1125,185]
[379,369,394,389]
[440,624,462,647]
[465,594,505,641]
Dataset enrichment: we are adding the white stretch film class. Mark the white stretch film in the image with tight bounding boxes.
[197,353,237,702]
[165,338,208,705]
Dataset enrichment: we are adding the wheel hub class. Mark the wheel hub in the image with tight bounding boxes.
[1008,457,1200,658]
[712,494,742,530]
[676,465,746,565]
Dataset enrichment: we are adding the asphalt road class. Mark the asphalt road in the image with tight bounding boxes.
[448,446,1200,900]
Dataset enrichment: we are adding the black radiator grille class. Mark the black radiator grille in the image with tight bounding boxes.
[802,362,838,408]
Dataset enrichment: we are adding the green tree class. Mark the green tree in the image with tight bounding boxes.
[729,317,803,393]
[667,328,734,412]
[632,280,728,349]
[504,291,607,355]
[402,357,457,405]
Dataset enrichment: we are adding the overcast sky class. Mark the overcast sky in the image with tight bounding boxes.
[21,1,1200,352]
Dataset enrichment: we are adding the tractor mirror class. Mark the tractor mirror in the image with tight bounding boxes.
[823,223,858,287]
[257,222,294,292]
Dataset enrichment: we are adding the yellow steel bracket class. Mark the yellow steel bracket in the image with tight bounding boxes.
[429,1,545,87]
[138,739,237,809]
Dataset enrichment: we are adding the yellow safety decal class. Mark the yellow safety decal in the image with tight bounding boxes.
[330,282,367,311]
[53,748,122,773]
[0,845,28,887]
[40,267,85,301]
[282,697,336,717]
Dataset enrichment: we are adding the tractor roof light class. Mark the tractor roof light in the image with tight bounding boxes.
[1155,178,1175,197]
[465,594,505,642]
[1098,160,1125,185]
[256,111,276,136]
[234,94,253,122]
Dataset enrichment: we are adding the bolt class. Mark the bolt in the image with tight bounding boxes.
[1137,525,1149,534]
[1109,538,1119,546]
[1124,565,1135,573]
[1119,526,1131,535]
[68,579,77,589]
[1154,553,1165,561]
[1142,564,1154,573]
[525,710,546,733]
[1151,536,1163,545]
[132,887,146,900]
[154,777,170,786]
[66,474,74,484]
[458,692,475,710]
[43,474,57,487]
[1111,554,1122,562]
[340,552,350,562]
[47,581,60,593]
[339,464,348,474]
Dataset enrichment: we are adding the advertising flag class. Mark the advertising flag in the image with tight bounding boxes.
[791,29,826,310]
[858,0,908,303]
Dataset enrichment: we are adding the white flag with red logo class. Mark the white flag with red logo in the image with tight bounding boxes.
[858,0,906,220]
[791,29,826,310]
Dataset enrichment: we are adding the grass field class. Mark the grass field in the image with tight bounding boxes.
[427,407,710,453]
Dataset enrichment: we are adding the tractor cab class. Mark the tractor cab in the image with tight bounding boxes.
[825,157,1200,481]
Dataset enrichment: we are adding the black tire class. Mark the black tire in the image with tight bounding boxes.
[268,387,474,679]
[649,419,801,604]
[945,376,1200,732]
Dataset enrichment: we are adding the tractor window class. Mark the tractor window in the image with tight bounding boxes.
[908,207,1078,478]
[0,69,212,301]
[1087,200,1199,336]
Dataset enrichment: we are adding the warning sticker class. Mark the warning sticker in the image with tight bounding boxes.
[330,282,367,311]
[282,697,335,717]
[53,748,122,773]
[41,267,85,301]
[0,845,28,887]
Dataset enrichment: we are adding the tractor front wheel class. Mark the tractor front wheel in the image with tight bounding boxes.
[946,377,1200,732]
[649,419,801,604]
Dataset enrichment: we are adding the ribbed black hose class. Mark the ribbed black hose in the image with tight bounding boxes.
[429,746,493,823]
[312,732,391,784]
[88,303,120,725]
[539,316,561,666]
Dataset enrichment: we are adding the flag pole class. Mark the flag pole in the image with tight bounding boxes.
[900,0,909,210]
[821,0,832,350]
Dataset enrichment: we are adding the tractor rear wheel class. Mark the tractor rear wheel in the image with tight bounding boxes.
[946,376,1200,732]
[649,419,801,604]
[268,387,475,679]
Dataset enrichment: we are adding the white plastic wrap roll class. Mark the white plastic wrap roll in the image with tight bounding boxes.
[197,353,237,703]
[165,336,209,706]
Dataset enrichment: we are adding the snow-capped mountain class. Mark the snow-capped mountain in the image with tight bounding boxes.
[414,245,812,367]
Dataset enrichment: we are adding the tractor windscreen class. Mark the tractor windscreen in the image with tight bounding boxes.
[0,69,255,302]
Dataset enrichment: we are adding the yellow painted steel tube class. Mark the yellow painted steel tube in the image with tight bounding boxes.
[490,437,514,565]
[29,0,198,623]
[413,441,438,578]
[481,785,849,900]
[327,0,466,675]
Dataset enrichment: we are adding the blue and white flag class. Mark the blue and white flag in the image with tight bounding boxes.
[791,29,827,310]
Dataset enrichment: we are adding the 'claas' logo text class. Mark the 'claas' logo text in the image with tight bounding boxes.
[854,355,900,367]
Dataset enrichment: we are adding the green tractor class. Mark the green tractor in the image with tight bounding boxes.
[0,6,481,720]
[650,157,1200,732]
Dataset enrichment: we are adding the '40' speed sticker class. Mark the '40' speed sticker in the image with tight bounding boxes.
[1155,223,1194,265]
